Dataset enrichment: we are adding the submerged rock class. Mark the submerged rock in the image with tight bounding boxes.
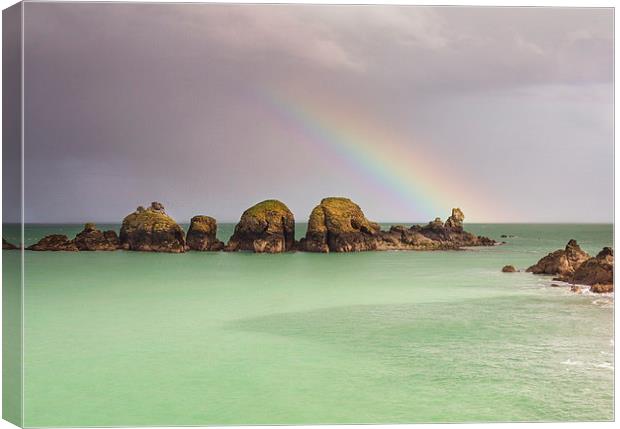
[299,197,381,252]
[3,238,18,250]
[27,234,78,251]
[74,223,120,251]
[569,247,613,288]
[225,200,295,253]
[502,265,517,273]
[526,239,590,276]
[186,216,224,251]
[119,202,186,253]
[590,283,614,294]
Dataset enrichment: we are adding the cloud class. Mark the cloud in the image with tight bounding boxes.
[20,3,613,222]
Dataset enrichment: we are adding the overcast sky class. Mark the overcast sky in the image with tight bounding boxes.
[16,3,613,223]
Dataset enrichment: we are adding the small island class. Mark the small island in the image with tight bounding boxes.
[9,197,496,254]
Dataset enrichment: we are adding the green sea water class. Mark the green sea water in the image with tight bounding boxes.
[2,223,614,426]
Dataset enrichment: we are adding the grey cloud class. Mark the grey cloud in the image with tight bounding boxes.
[18,3,613,223]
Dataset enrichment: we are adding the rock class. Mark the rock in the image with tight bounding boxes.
[502,265,517,273]
[526,239,590,276]
[186,216,224,251]
[412,209,496,247]
[225,200,295,253]
[299,197,380,252]
[27,234,78,251]
[444,208,465,230]
[376,225,441,251]
[74,223,119,251]
[119,202,186,253]
[550,283,561,287]
[569,247,613,286]
[149,201,165,213]
[590,283,613,294]
[570,285,583,294]
[3,238,18,250]
[500,234,515,238]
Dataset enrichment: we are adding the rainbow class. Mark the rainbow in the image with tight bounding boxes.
[252,87,500,222]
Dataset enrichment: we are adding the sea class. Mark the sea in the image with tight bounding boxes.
[1,223,614,425]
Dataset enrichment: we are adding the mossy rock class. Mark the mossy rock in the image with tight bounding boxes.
[313,197,379,234]
[226,200,295,253]
[27,234,78,251]
[302,197,380,252]
[120,202,185,253]
[186,215,224,251]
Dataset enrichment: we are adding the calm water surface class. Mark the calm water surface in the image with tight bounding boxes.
[2,223,614,425]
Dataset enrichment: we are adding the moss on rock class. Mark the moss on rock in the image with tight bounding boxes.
[301,197,380,252]
[186,215,224,251]
[120,202,186,253]
[225,200,295,253]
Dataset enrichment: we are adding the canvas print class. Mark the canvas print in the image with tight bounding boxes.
[2,1,614,426]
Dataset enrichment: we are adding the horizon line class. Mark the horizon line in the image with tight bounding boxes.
[3,221,615,226]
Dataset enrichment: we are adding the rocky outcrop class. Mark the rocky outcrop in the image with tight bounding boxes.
[3,238,18,250]
[299,197,381,252]
[526,239,590,276]
[502,265,517,273]
[526,241,614,294]
[225,200,295,253]
[74,223,120,251]
[186,216,224,251]
[411,209,495,247]
[569,247,613,286]
[299,198,495,252]
[27,234,78,251]
[119,202,186,253]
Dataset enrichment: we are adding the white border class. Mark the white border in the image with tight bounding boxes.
[0,1,616,429]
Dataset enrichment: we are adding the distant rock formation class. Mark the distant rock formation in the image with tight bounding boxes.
[74,223,120,251]
[225,200,295,253]
[299,197,495,252]
[526,239,590,276]
[27,234,78,251]
[3,238,18,250]
[119,202,186,253]
[502,265,517,273]
[410,210,495,247]
[186,216,224,251]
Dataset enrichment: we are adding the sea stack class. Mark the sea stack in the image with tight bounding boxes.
[119,202,186,253]
[186,216,224,251]
[299,197,381,252]
[74,223,120,251]
[225,200,295,253]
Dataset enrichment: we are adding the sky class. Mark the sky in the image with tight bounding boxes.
[11,2,614,223]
